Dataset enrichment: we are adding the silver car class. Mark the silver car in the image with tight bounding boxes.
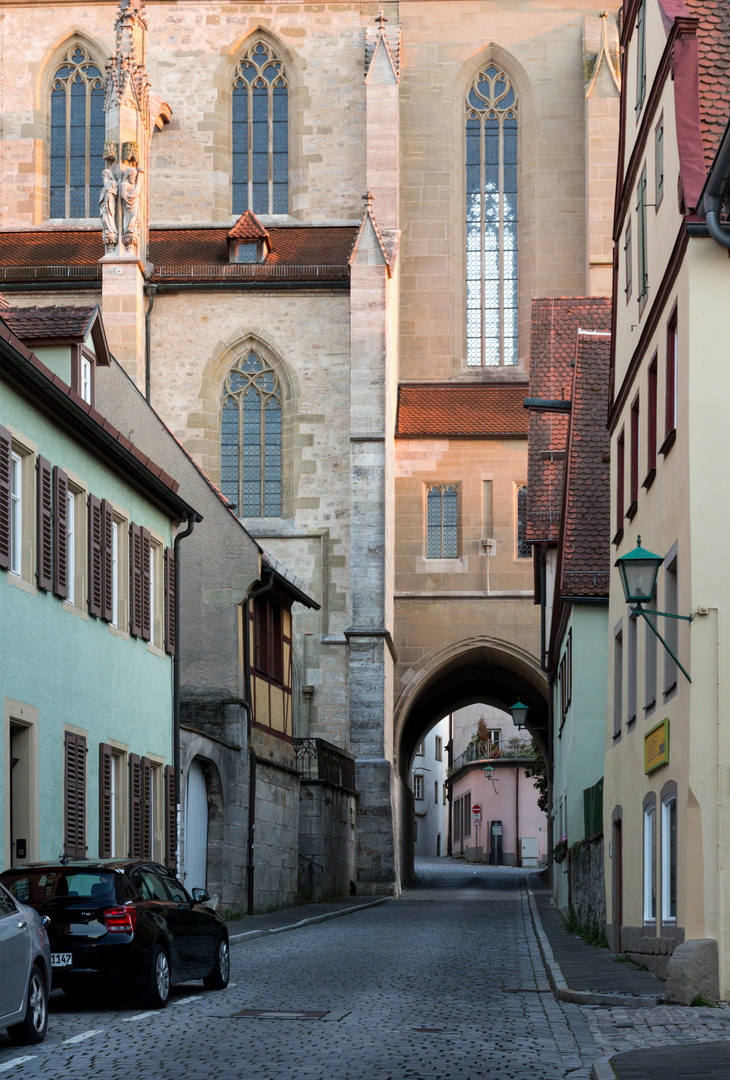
[0,880,51,1044]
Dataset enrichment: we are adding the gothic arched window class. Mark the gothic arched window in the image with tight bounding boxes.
[466,65,518,367]
[50,45,105,219]
[232,41,289,216]
[221,351,282,517]
[516,484,530,558]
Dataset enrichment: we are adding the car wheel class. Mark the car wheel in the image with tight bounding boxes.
[202,935,230,990]
[7,967,48,1045]
[139,944,171,1009]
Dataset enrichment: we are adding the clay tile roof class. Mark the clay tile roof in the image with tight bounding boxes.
[559,332,612,598]
[0,229,104,273]
[396,384,528,438]
[227,211,270,241]
[1,304,96,341]
[527,297,611,543]
[684,0,730,168]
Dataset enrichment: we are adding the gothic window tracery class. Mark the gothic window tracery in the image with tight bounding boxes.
[221,350,282,518]
[426,486,458,558]
[466,65,519,367]
[50,45,106,219]
[232,41,289,216]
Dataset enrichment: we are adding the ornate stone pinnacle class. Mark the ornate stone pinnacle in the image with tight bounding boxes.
[375,7,389,27]
[362,190,375,207]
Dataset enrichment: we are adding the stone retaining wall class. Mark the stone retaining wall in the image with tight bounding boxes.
[297,779,357,902]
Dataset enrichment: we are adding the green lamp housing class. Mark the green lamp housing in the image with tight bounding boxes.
[615,536,663,604]
[483,765,495,779]
[509,700,529,729]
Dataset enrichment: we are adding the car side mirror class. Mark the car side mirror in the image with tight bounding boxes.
[191,888,211,903]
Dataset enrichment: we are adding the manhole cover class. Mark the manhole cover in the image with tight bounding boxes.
[233,1009,330,1020]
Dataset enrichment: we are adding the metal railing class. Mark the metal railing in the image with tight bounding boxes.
[450,738,536,775]
[153,263,349,281]
[293,737,356,793]
[0,265,102,280]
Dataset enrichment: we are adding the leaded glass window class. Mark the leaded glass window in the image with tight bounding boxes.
[466,65,518,366]
[221,351,282,517]
[426,486,458,558]
[516,485,530,558]
[232,42,289,216]
[50,46,105,219]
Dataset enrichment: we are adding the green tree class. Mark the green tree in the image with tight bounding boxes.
[524,749,549,814]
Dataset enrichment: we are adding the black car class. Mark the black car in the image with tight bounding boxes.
[0,860,229,1009]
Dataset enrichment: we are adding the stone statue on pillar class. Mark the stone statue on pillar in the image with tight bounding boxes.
[120,164,145,250]
[99,167,118,249]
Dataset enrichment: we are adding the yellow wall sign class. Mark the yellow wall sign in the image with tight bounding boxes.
[645,718,669,774]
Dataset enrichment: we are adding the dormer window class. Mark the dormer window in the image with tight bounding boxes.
[235,242,261,264]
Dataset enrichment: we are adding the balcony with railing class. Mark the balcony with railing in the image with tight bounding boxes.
[293,737,356,793]
[450,738,537,776]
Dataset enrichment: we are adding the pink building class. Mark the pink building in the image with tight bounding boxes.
[449,757,548,867]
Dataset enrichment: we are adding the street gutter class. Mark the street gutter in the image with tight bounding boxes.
[228,896,393,946]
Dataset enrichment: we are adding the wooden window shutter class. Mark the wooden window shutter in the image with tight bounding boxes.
[130,523,143,637]
[88,494,103,617]
[99,743,113,858]
[129,753,142,857]
[165,766,177,870]
[53,466,69,599]
[64,731,87,859]
[141,756,152,859]
[101,499,114,622]
[0,425,12,571]
[141,528,152,642]
[37,456,53,591]
[164,547,176,655]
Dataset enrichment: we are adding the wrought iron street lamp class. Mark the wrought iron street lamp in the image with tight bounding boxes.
[509,700,529,729]
[483,764,498,792]
[615,536,693,682]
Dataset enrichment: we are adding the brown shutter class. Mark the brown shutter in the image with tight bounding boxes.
[101,499,114,622]
[0,425,12,571]
[165,765,177,870]
[129,523,143,637]
[99,743,113,859]
[88,494,103,617]
[64,731,87,859]
[164,547,176,655]
[141,527,151,642]
[37,456,53,591]
[129,753,142,858]
[53,467,69,599]
[141,756,152,860]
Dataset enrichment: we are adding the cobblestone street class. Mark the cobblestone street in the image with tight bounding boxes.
[2,859,730,1079]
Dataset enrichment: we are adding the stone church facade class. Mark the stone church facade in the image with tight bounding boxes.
[0,0,619,894]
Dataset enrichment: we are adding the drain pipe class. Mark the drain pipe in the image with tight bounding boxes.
[173,512,202,878]
[245,567,275,916]
[701,117,730,249]
[144,284,157,402]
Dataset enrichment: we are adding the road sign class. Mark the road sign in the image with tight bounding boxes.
[472,804,481,814]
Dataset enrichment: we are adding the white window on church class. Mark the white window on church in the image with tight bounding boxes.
[50,45,105,219]
[426,485,458,558]
[466,65,519,367]
[232,41,289,216]
[221,350,282,517]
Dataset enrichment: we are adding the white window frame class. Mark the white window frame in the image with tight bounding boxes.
[661,795,677,923]
[66,490,75,605]
[80,356,92,404]
[111,521,119,627]
[10,451,22,577]
[643,804,656,924]
[413,774,423,801]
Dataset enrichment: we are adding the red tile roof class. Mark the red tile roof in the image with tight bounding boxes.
[227,211,270,241]
[527,298,611,543]
[559,331,612,599]
[0,226,356,284]
[396,384,528,438]
[1,305,97,341]
[685,0,730,169]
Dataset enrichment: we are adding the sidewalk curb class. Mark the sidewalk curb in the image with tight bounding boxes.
[525,884,663,1008]
[590,1054,618,1079]
[228,896,392,945]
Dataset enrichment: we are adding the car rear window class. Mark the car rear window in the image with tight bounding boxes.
[4,870,118,906]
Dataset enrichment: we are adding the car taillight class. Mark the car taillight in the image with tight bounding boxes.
[103,904,137,933]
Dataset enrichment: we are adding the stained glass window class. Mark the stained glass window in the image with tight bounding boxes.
[466,65,518,366]
[221,351,282,517]
[426,486,458,558]
[232,41,289,216]
[50,45,105,219]
[516,485,530,558]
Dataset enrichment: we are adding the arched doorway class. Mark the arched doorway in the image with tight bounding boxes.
[184,759,209,892]
[394,640,549,884]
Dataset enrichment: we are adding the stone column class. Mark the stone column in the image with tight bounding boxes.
[365,12,400,231]
[99,0,152,390]
[584,12,621,296]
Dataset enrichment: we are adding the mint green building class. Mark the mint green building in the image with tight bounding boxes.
[0,306,196,870]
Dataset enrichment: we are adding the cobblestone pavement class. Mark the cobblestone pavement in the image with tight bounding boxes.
[582,1001,730,1057]
[2,859,730,1079]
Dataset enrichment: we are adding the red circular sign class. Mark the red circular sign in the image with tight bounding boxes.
[472,804,481,814]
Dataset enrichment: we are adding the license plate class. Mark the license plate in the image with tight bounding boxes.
[51,953,72,968]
